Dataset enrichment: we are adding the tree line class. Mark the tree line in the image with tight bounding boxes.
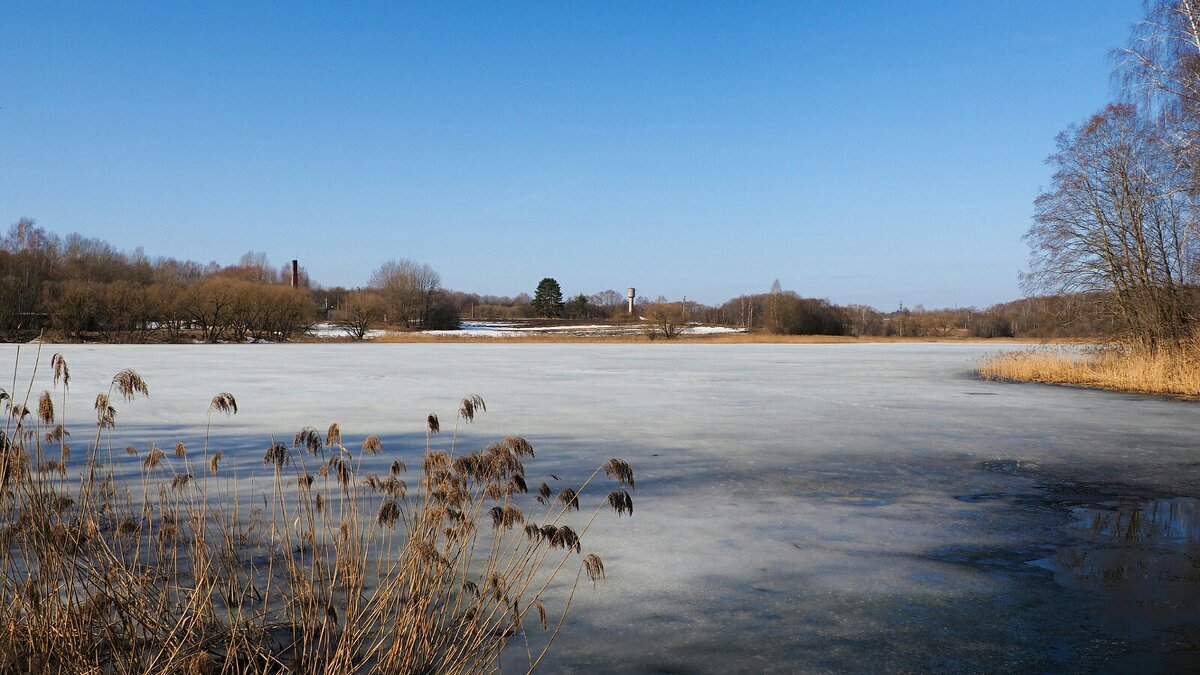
[690,286,1116,339]
[361,268,1119,341]
[0,219,316,342]
[1,215,1156,343]
[321,282,637,334]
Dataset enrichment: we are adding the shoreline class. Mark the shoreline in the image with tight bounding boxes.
[21,333,1079,346]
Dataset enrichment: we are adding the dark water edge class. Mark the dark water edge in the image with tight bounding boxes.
[523,458,1200,675]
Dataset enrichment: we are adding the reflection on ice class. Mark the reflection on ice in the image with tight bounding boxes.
[1076,497,1200,545]
[1034,497,1200,643]
[1040,497,1200,587]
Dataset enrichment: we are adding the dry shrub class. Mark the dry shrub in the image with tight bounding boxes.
[979,343,1200,398]
[0,352,634,673]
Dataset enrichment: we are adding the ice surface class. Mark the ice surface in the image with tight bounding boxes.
[4,342,1198,672]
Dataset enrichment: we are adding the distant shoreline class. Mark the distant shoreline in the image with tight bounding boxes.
[20,334,1076,346]
[364,333,1062,345]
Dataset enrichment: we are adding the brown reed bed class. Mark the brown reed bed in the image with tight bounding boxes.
[978,344,1200,399]
[0,349,634,673]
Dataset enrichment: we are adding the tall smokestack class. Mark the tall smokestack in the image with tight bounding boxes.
[291,260,299,288]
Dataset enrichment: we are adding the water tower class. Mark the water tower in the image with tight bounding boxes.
[626,287,635,314]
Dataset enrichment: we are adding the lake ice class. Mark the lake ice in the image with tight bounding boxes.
[4,342,1197,673]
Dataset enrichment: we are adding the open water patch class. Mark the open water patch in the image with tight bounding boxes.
[967,465,1200,650]
[1032,497,1200,623]
[968,458,1200,642]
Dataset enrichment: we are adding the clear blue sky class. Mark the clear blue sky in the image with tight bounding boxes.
[1,1,1141,309]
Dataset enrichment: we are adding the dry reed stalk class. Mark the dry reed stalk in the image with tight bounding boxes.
[0,353,633,674]
[979,344,1200,398]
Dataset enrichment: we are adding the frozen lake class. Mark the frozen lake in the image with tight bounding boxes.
[4,342,1198,672]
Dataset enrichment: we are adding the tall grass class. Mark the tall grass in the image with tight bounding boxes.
[0,349,634,673]
[978,343,1200,398]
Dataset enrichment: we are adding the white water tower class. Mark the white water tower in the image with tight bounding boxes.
[626,287,635,314]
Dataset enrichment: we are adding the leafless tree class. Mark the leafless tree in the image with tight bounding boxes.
[236,251,279,284]
[370,258,442,328]
[1025,103,1198,348]
[642,302,687,340]
[1117,1,1200,167]
[590,289,625,318]
[335,290,385,340]
[184,278,239,342]
[254,285,314,340]
[844,304,883,336]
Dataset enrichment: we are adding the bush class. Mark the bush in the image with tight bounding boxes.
[642,303,687,340]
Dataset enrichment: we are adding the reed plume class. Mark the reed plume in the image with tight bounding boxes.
[209,392,237,415]
[263,441,289,468]
[143,446,165,469]
[362,435,382,455]
[112,368,149,401]
[458,394,486,422]
[37,391,53,426]
[51,353,70,389]
[293,426,323,455]
[583,554,605,585]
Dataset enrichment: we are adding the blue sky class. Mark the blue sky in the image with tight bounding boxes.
[1,1,1141,309]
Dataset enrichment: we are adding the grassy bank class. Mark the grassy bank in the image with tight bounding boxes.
[978,345,1200,398]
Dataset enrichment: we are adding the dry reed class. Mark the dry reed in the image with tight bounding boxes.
[978,344,1200,398]
[0,352,634,674]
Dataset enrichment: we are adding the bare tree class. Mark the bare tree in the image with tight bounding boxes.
[236,251,279,284]
[1025,103,1197,348]
[184,278,239,342]
[0,219,61,338]
[254,284,314,340]
[369,259,442,328]
[335,290,385,340]
[1117,1,1200,166]
[642,302,687,340]
[845,304,883,336]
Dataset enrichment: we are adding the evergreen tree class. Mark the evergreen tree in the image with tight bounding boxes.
[567,293,590,319]
[532,278,565,318]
